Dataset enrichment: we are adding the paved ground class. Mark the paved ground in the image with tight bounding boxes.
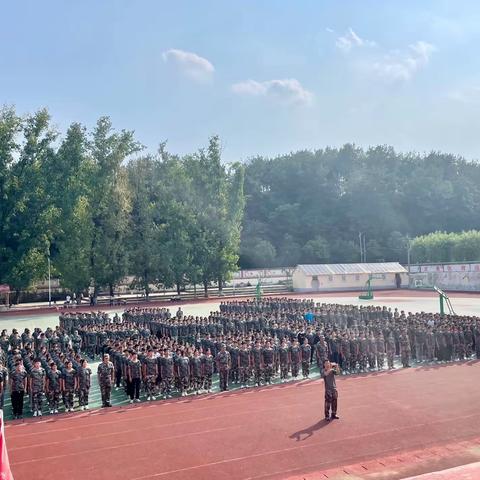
[1,291,479,421]
[6,361,480,480]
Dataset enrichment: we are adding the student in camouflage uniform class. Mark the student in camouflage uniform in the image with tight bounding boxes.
[160,350,174,398]
[190,350,203,395]
[29,359,46,417]
[300,338,311,378]
[399,331,411,368]
[323,360,340,421]
[143,349,158,401]
[278,340,290,382]
[376,333,385,369]
[252,341,263,386]
[358,333,368,372]
[262,341,275,384]
[290,339,301,379]
[367,333,377,370]
[425,328,435,361]
[216,344,231,392]
[202,349,214,393]
[228,342,240,384]
[62,361,77,412]
[0,360,7,410]
[77,359,92,410]
[474,322,480,359]
[46,362,62,414]
[340,334,351,373]
[386,332,396,369]
[177,352,190,397]
[97,353,114,407]
[239,343,252,388]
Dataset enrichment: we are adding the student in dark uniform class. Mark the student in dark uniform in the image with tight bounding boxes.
[10,362,28,419]
[323,360,340,421]
[128,352,142,403]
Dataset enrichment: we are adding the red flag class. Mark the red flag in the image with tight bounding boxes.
[0,411,14,480]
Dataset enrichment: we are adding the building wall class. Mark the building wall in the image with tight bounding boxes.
[409,263,480,291]
[293,270,408,292]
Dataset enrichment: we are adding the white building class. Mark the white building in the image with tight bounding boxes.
[292,263,408,292]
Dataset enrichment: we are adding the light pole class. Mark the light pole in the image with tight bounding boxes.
[48,255,51,307]
[406,235,412,274]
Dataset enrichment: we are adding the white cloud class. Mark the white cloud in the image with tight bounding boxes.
[162,49,214,81]
[336,28,376,53]
[372,41,436,81]
[231,78,313,105]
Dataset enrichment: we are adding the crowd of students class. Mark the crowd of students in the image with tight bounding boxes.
[1,297,479,419]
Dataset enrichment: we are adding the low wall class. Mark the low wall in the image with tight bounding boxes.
[409,263,480,292]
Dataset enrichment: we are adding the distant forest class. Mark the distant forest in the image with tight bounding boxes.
[2,106,480,299]
[240,145,480,268]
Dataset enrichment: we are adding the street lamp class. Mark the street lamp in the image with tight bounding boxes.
[48,255,51,307]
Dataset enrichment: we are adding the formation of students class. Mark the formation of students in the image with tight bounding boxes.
[1,297,480,419]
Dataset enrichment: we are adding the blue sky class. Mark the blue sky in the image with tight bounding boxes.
[1,0,480,162]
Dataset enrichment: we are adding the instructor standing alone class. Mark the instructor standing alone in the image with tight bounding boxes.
[323,360,340,421]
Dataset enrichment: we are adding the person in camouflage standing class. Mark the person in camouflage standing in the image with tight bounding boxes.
[358,332,368,372]
[474,321,480,359]
[160,350,174,398]
[239,343,252,388]
[229,342,240,385]
[375,333,385,370]
[46,362,62,414]
[77,359,92,410]
[262,341,275,384]
[128,352,143,403]
[290,339,301,379]
[252,340,263,386]
[202,348,214,393]
[216,344,231,392]
[177,351,190,397]
[425,327,435,362]
[29,359,46,417]
[71,330,82,354]
[62,361,77,412]
[97,353,114,408]
[367,332,377,370]
[315,334,329,375]
[300,338,311,378]
[399,330,411,368]
[143,348,158,401]
[278,339,290,383]
[190,350,203,395]
[386,332,396,369]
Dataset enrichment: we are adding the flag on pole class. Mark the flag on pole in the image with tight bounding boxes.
[0,411,14,480]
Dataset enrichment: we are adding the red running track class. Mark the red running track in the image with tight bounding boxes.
[5,361,480,480]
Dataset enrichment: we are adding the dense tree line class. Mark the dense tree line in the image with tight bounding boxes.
[410,231,480,264]
[2,106,480,301]
[240,145,480,267]
[0,107,244,301]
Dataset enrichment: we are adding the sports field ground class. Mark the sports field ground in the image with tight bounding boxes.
[3,290,480,479]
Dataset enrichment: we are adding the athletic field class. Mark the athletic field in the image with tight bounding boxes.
[3,290,480,479]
